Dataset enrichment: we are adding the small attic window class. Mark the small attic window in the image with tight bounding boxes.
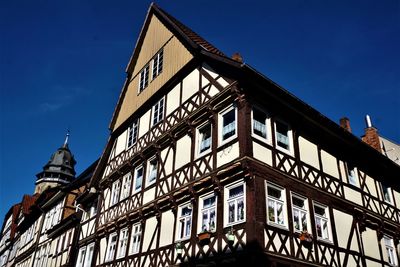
[138,64,150,93]
[152,48,163,80]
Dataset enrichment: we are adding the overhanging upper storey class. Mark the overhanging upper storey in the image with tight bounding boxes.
[110,3,227,132]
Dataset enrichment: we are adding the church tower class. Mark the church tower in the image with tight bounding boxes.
[34,132,76,194]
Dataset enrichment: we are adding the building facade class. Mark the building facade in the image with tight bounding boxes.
[1,3,399,267]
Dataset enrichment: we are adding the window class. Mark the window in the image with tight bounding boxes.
[220,106,237,143]
[198,194,216,232]
[117,228,129,259]
[252,108,270,140]
[105,233,117,262]
[384,235,397,266]
[129,223,142,255]
[152,49,163,80]
[382,184,393,204]
[133,166,144,193]
[347,164,358,186]
[152,97,165,126]
[225,182,245,226]
[275,120,292,152]
[147,157,158,186]
[313,203,330,240]
[120,173,132,201]
[266,183,286,227]
[292,194,308,232]
[76,243,94,267]
[127,120,138,148]
[139,64,149,92]
[110,180,121,206]
[177,204,192,240]
[197,123,212,155]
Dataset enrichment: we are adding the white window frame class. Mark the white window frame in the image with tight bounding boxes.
[219,106,237,145]
[129,223,142,255]
[110,180,121,206]
[346,163,358,186]
[120,172,132,201]
[266,182,287,228]
[177,203,193,240]
[117,228,129,259]
[147,157,158,186]
[196,122,212,157]
[291,193,309,232]
[251,107,271,143]
[224,181,246,227]
[105,233,117,262]
[381,184,393,204]
[152,49,163,80]
[127,120,139,148]
[198,193,217,233]
[313,202,331,241]
[133,165,144,193]
[151,97,165,126]
[274,119,293,154]
[383,235,397,266]
[76,242,94,267]
[138,64,149,93]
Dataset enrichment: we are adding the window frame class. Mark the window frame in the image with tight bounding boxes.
[127,120,139,148]
[129,223,142,255]
[151,48,163,80]
[381,184,393,204]
[76,242,94,267]
[138,64,150,93]
[251,107,271,143]
[116,228,129,259]
[105,232,118,262]
[274,119,293,154]
[177,203,193,240]
[346,163,358,186]
[224,181,246,227]
[120,172,132,201]
[146,157,158,186]
[133,165,144,193]
[383,235,397,266]
[313,202,332,241]
[196,122,212,157]
[198,193,217,233]
[151,97,165,127]
[110,180,121,206]
[266,182,287,228]
[291,193,309,233]
[219,105,237,145]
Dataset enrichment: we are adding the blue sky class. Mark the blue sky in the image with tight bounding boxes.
[0,0,399,220]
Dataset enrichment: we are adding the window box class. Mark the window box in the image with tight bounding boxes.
[299,230,313,249]
[197,231,211,246]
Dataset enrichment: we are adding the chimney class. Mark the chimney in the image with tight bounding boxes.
[232,52,243,63]
[361,115,382,152]
[339,117,352,133]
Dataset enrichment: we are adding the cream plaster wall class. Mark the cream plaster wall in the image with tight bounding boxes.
[363,228,380,259]
[159,211,175,247]
[298,136,319,169]
[115,130,127,156]
[160,147,173,177]
[175,135,191,170]
[142,188,155,205]
[364,175,378,197]
[143,217,158,251]
[181,69,199,104]
[320,150,339,178]
[138,110,151,139]
[217,142,239,168]
[333,210,359,250]
[253,142,273,166]
[166,83,180,116]
[343,187,363,206]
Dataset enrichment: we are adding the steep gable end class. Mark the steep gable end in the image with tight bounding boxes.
[111,8,194,131]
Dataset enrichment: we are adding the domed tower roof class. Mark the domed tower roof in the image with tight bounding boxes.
[34,132,77,194]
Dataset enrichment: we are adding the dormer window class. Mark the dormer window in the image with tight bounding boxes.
[152,49,163,80]
[138,64,150,93]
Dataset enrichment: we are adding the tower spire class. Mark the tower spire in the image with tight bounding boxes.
[63,130,70,148]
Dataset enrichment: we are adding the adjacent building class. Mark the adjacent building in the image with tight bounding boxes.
[1,3,399,267]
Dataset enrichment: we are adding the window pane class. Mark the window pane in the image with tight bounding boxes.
[253,109,267,138]
[222,109,236,140]
[276,121,289,150]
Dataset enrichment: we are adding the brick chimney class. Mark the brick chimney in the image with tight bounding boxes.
[339,117,352,132]
[232,52,243,63]
[361,115,382,153]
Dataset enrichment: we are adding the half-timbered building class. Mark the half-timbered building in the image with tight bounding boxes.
[87,3,400,267]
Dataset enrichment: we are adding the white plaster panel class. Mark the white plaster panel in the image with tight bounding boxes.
[365,175,378,197]
[321,150,339,178]
[98,237,107,264]
[217,142,239,168]
[333,210,358,250]
[159,211,175,247]
[103,188,110,210]
[138,110,151,138]
[161,147,173,177]
[363,228,380,259]
[115,130,127,156]
[298,136,319,169]
[166,83,181,116]
[253,142,273,166]
[143,188,156,205]
[343,186,363,206]
[393,190,400,209]
[175,135,191,170]
[365,260,381,267]
[143,217,158,252]
[338,160,347,183]
[182,69,199,104]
